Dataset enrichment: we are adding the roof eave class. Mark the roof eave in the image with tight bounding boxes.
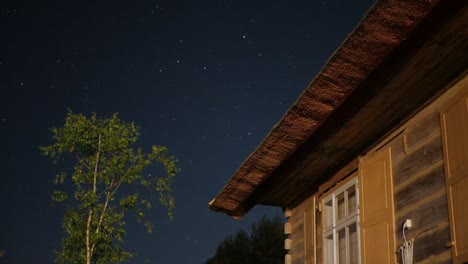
[209,0,442,218]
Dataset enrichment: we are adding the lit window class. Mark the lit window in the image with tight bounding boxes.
[323,177,360,264]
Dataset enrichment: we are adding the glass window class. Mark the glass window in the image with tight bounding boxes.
[322,177,360,264]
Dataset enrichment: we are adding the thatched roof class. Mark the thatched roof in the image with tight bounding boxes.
[209,0,468,218]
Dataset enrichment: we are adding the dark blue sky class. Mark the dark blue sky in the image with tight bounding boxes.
[0,0,375,263]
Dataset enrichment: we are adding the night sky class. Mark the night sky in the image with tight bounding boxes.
[0,1,375,263]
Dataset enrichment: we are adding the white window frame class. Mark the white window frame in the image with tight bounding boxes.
[323,177,361,264]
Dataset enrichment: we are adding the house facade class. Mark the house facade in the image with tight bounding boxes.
[209,0,467,263]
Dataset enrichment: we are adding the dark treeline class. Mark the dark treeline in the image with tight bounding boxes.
[206,216,285,264]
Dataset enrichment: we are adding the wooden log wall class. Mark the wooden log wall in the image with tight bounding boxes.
[285,195,316,264]
[284,75,466,264]
[286,109,451,263]
[285,201,305,264]
[386,111,451,264]
[373,77,467,263]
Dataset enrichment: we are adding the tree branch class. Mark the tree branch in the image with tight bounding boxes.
[95,191,111,234]
[91,176,124,257]
[76,155,91,171]
[110,179,123,198]
[93,134,102,194]
[91,189,111,256]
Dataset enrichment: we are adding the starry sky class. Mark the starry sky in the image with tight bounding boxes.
[0,0,376,263]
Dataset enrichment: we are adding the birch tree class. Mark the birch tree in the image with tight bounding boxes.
[41,112,179,264]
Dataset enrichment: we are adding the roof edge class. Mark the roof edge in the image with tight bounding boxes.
[209,0,441,217]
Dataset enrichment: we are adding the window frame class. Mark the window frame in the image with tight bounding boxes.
[322,176,361,264]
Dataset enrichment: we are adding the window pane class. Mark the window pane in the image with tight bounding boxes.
[349,223,359,264]
[338,228,346,264]
[325,234,334,264]
[336,192,345,221]
[324,200,333,229]
[348,185,357,215]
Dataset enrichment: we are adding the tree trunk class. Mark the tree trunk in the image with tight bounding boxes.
[86,134,102,264]
[86,208,93,264]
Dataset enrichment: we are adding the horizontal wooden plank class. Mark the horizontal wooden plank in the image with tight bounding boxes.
[412,224,451,263]
[292,257,304,264]
[290,242,305,258]
[394,160,443,193]
[393,134,443,186]
[291,221,304,235]
[404,112,441,152]
[405,131,442,157]
[318,159,358,194]
[288,203,306,263]
[288,212,303,225]
[388,134,406,162]
[395,194,449,243]
[289,208,304,224]
[395,188,447,224]
[417,250,451,264]
[290,221,304,235]
[394,161,445,212]
[291,237,304,249]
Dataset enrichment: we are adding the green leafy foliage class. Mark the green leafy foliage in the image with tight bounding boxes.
[42,112,179,264]
[206,216,286,264]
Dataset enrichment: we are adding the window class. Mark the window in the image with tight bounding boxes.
[323,177,360,264]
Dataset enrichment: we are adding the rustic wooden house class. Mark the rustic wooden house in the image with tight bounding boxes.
[209,0,467,263]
